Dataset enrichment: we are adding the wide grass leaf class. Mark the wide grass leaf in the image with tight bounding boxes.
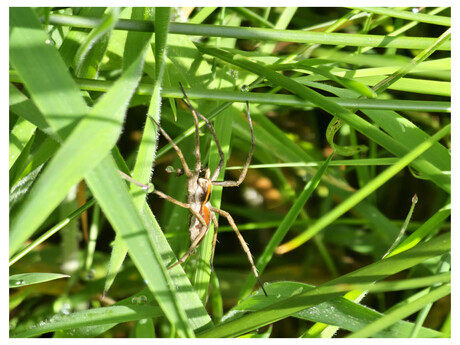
[9,33,148,256]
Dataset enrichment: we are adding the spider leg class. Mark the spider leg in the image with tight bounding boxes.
[178,83,225,181]
[180,92,226,181]
[168,221,210,270]
[211,101,255,187]
[209,211,219,272]
[152,189,208,228]
[209,206,267,296]
[178,82,203,178]
[148,116,192,178]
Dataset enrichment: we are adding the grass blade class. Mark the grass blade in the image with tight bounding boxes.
[85,155,195,338]
[9,35,148,256]
[238,151,335,298]
[199,232,450,337]
[9,273,70,288]
[276,123,450,254]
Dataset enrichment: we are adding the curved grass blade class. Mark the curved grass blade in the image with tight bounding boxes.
[198,232,450,337]
[351,7,451,26]
[225,280,446,338]
[9,273,70,289]
[74,8,120,77]
[11,303,162,338]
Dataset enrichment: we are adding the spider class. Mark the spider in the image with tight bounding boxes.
[149,83,267,296]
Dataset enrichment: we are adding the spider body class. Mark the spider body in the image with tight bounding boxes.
[188,169,212,243]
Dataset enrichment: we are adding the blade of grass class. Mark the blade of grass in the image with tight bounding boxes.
[276,123,450,254]
[350,7,451,26]
[103,6,162,300]
[9,198,96,266]
[189,7,218,24]
[9,116,36,170]
[11,72,450,113]
[10,8,88,139]
[11,303,163,338]
[9,83,53,137]
[225,279,448,337]
[238,151,335,299]
[197,45,450,192]
[74,8,119,77]
[199,232,450,337]
[388,202,451,257]
[347,283,450,338]
[130,6,169,208]
[47,13,451,50]
[9,273,70,288]
[85,155,195,338]
[9,37,148,257]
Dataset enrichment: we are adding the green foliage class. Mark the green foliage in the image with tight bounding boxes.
[9,7,450,338]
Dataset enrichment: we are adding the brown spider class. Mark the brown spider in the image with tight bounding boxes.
[149,83,267,296]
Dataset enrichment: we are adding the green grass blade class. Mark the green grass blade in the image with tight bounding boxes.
[85,155,195,338]
[130,7,169,207]
[277,123,450,254]
[11,303,163,338]
[389,202,451,257]
[9,198,95,266]
[74,8,119,77]
[9,116,36,170]
[226,280,446,338]
[12,72,449,112]
[9,273,70,288]
[9,84,52,136]
[9,39,148,257]
[102,6,158,300]
[351,7,451,26]
[10,8,88,138]
[197,45,450,192]
[347,283,450,338]
[198,232,450,337]
[189,7,218,24]
[238,151,335,299]
[47,13,451,50]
